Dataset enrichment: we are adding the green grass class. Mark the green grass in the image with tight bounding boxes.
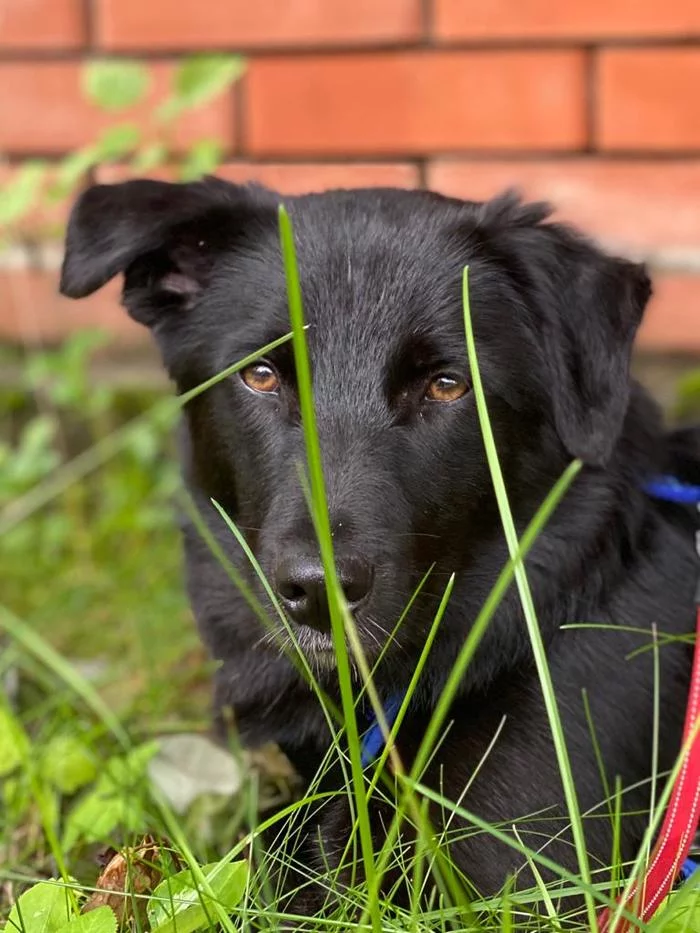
[1,212,699,933]
[461,267,595,930]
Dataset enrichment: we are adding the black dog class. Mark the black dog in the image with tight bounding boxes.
[60,179,698,913]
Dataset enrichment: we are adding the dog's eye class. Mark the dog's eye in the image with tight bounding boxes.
[241,362,280,395]
[424,374,468,403]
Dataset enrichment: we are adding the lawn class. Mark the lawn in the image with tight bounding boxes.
[2,290,700,932]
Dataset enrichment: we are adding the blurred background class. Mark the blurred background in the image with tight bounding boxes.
[1,0,700,895]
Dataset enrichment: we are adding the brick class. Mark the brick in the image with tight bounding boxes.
[213,162,419,191]
[99,161,419,191]
[246,51,587,156]
[0,62,235,155]
[434,0,700,40]
[427,159,700,254]
[0,0,84,49]
[598,49,700,151]
[95,0,421,50]
[638,276,700,351]
[0,270,146,345]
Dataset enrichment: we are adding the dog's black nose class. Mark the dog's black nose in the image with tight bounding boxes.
[275,556,373,632]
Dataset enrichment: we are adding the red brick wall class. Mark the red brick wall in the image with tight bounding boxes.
[1,0,699,350]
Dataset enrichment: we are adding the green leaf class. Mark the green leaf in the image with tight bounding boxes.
[19,414,58,460]
[148,861,247,933]
[95,124,141,161]
[62,741,159,850]
[6,881,72,933]
[55,907,116,933]
[0,705,29,778]
[171,54,245,111]
[8,415,60,491]
[83,60,150,112]
[0,161,46,227]
[179,139,224,182]
[653,883,700,931]
[62,780,132,851]
[42,734,98,795]
[109,740,160,783]
[131,142,168,172]
[3,776,32,825]
[48,147,99,202]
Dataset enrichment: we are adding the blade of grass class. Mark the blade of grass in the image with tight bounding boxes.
[278,203,381,933]
[339,573,476,917]
[0,604,130,748]
[359,564,437,702]
[408,780,651,930]
[643,626,662,910]
[461,265,597,931]
[362,457,581,925]
[209,497,358,822]
[512,824,563,932]
[368,575,455,796]
[210,498,336,726]
[184,489,342,737]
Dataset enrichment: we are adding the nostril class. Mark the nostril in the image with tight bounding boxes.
[274,557,328,630]
[277,579,306,605]
[338,557,373,608]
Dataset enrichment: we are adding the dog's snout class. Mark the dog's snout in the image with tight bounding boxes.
[275,556,373,632]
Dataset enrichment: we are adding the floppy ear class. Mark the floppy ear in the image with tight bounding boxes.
[60,177,272,327]
[485,193,651,467]
[538,234,650,467]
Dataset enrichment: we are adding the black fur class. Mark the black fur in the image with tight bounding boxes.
[61,179,698,912]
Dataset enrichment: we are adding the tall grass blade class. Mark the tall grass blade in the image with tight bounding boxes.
[461,266,597,930]
[0,605,130,748]
[278,204,381,932]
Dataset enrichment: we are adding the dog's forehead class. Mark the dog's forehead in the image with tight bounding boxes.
[213,188,515,384]
[288,190,474,342]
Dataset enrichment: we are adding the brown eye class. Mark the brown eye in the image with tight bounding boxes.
[424,374,468,403]
[241,362,280,395]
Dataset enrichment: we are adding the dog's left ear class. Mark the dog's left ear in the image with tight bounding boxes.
[489,196,651,466]
[59,177,276,328]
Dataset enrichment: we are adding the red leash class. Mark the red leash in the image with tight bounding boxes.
[598,604,700,932]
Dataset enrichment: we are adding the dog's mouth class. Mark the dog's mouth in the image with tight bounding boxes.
[289,627,337,671]
[294,625,335,654]
[291,620,392,672]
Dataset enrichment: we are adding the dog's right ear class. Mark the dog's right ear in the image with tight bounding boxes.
[60,178,273,327]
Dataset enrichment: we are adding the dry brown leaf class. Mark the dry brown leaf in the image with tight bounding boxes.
[83,835,178,924]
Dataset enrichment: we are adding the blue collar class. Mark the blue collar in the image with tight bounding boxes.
[360,694,403,767]
[642,475,700,505]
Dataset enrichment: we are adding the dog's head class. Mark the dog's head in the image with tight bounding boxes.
[61,179,652,685]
